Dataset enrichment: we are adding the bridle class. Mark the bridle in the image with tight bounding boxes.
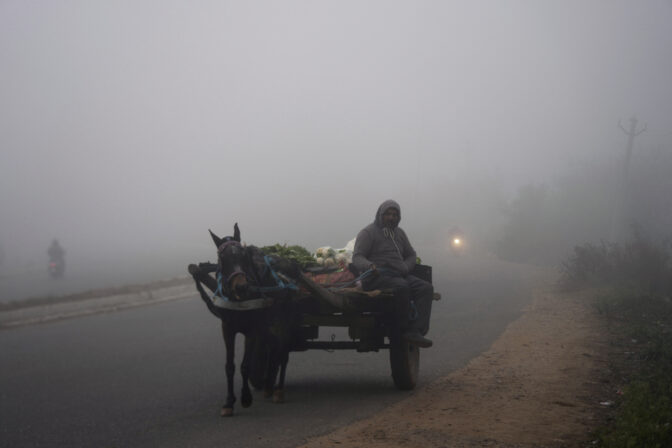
[217,240,249,294]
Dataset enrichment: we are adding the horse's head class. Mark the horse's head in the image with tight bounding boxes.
[209,223,251,301]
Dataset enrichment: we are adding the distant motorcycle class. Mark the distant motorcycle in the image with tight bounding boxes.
[48,259,65,279]
[448,228,466,255]
[47,239,65,279]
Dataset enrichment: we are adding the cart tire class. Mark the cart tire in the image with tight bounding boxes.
[389,334,419,390]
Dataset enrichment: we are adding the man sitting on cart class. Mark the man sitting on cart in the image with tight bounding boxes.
[352,199,433,348]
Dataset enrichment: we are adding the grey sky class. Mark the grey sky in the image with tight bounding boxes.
[1,1,671,288]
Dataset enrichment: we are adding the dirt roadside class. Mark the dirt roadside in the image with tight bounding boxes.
[298,287,613,448]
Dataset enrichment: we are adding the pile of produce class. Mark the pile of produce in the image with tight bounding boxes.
[262,239,357,271]
[260,244,317,269]
[261,239,422,271]
[315,240,354,269]
[315,246,338,267]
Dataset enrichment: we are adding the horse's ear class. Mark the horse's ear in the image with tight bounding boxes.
[233,223,241,242]
[209,229,224,248]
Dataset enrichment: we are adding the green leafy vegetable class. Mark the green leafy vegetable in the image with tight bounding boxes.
[260,244,318,268]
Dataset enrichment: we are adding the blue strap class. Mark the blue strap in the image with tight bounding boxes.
[253,255,298,293]
[213,256,297,302]
[328,268,375,290]
[214,270,229,301]
[357,268,376,281]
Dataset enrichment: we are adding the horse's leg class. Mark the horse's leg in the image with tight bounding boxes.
[272,309,295,404]
[221,323,237,417]
[264,343,280,399]
[272,348,289,404]
[240,335,253,408]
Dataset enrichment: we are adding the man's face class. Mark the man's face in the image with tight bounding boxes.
[382,208,400,228]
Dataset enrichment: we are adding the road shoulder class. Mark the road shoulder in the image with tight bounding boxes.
[0,278,195,329]
[298,286,611,448]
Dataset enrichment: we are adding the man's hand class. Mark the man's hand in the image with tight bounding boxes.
[369,264,378,276]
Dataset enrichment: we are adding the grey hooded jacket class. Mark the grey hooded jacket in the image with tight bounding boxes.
[352,200,417,276]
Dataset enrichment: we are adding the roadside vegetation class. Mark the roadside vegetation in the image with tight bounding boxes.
[559,233,672,447]
[491,143,672,445]
[493,146,672,267]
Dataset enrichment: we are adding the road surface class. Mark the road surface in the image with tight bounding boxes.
[0,254,542,448]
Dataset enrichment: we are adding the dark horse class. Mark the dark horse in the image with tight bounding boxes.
[188,223,299,416]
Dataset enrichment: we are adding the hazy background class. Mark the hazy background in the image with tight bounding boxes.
[1,1,671,302]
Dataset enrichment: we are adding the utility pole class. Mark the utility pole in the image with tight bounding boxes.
[618,115,647,180]
[609,115,647,242]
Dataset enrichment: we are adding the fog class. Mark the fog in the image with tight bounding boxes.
[1,1,671,302]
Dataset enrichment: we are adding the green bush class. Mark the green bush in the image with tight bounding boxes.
[562,234,672,447]
[598,381,672,448]
[594,291,672,447]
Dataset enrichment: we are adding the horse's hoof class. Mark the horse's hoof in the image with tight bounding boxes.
[241,394,253,408]
[264,388,273,399]
[220,407,234,417]
[272,389,284,404]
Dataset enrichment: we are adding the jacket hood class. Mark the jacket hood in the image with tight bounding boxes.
[374,199,401,228]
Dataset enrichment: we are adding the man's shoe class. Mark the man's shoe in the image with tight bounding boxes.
[402,331,433,348]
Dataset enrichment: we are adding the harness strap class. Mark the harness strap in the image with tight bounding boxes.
[215,271,226,299]
[214,254,298,301]
[250,255,298,293]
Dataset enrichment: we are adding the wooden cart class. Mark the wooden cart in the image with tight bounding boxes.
[271,264,438,390]
[193,262,439,391]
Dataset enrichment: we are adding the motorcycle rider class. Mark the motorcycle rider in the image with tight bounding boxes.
[48,239,65,276]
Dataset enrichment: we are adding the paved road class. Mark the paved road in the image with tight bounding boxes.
[0,255,543,448]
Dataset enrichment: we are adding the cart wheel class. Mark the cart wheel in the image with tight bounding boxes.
[389,333,419,390]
